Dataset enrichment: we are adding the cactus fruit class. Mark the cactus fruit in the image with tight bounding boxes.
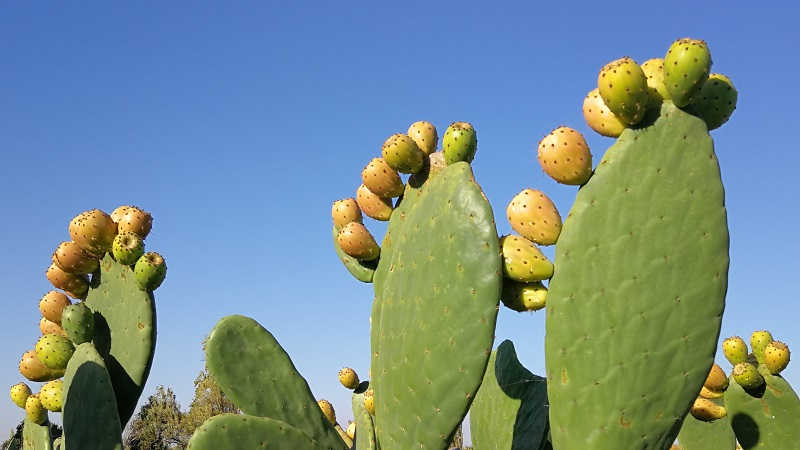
[704,363,729,394]
[338,367,359,390]
[46,263,89,299]
[664,38,712,107]
[133,252,167,291]
[537,126,593,185]
[381,133,425,174]
[506,188,562,246]
[52,241,99,275]
[19,350,64,382]
[68,209,117,256]
[112,205,153,239]
[39,380,63,412]
[764,341,790,374]
[689,397,727,421]
[500,279,547,312]
[10,382,32,408]
[363,388,374,415]
[35,334,75,370]
[641,58,671,103]
[331,198,362,231]
[39,291,71,324]
[345,421,356,440]
[337,222,380,261]
[749,330,773,364]
[684,74,737,131]
[39,318,66,337]
[582,88,626,138]
[61,302,95,345]
[442,121,478,165]
[25,395,47,425]
[356,184,393,221]
[597,57,650,125]
[732,362,764,390]
[112,231,145,265]
[407,121,438,155]
[361,158,405,198]
[500,235,553,282]
[722,336,748,365]
[428,151,446,176]
[332,226,376,283]
[317,399,336,425]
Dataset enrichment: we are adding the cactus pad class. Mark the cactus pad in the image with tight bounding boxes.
[22,417,51,450]
[187,414,333,450]
[352,382,377,450]
[676,402,736,450]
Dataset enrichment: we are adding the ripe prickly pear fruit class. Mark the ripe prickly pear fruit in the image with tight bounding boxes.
[442,122,477,165]
[408,121,438,155]
[25,395,47,425]
[39,318,66,337]
[134,252,167,291]
[338,367,360,390]
[750,330,773,364]
[35,334,75,370]
[382,134,425,174]
[506,189,562,246]
[690,397,727,421]
[332,198,362,231]
[364,388,375,415]
[640,58,671,105]
[112,205,153,239]
[684,73,737,131]
[764,341,790,374]
[317,399,336,425]
[68,209,117,256]
[52,241,99,275]
[356,184,393,221]
[46,264,89,300]
[582,88,626,138]
[346,422,356,440]
[10,383,32,408]
[700,363,729,398]
[361,158,404,198]
[61,302,95,345]
[39,291,71,324]
[112,231,145,265]
[597,57,650,125]
[722,336,748,365]
[39,380,63,412]
[537,126,592,185]
[732,362,764,391]
[501,279,547,312]
[500,235,553,282]
[19,350,64,382]
[664,38,712,107]
[337,222,380,261]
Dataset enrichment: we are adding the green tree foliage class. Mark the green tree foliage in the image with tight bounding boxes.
[180,367,239,436]
[124,386,184,450]
[1,421,61,450]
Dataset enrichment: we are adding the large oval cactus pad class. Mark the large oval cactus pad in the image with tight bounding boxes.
[186,414,332,450]
[332,226,376,283]
[85,255,156,427]
[22,418,51,450]
[371,162,502,449]
[675,401,736,450]
[545,102,729,449]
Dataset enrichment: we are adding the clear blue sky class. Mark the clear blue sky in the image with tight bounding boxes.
[2,1,799,444]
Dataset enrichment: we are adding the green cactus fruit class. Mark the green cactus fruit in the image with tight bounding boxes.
[500,235,553,282]
[506,188,562,246]
[732,362,764,390]
[407,120,438,155]
[10,382,32,408]
[39,380,63,412]
[356,184,393,221]
[52,241,99,275]
[764,341,790,374]
[361,157,404,198]
[583,88,626,138]
[39,318,67,337]
[331,198,362,231]
[25,395,47,425]
[690,396,727,421]
[750,330,773,364]
[331,226,376,283]
[381,133,425,174]
[442,121,477,165]
[363,388,374,415]
[537,126,593,185]
[597,57,650,125]
[664,38,712,107]
[500,279,547,312]
[68,209,117,256]
[134,251,167,291]
[35,334,75,370]
[188,414,332,450]
[337,222,380,261]
[112,231,145,265]
[676,398,736,450]
[46,263,89,299]
[317,399,336,425]
[722,336,748,365]
[111,205,153,239]
[701,363,729,398]
[345,421,356,440]
[641,58,671,103]
[19,350,64,382]
[39,291,71,324]
[61,302,95,345]
[684,73,737,131]
[338,367,359,390]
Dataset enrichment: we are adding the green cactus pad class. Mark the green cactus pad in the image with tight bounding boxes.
[370,162,502,449]
[724,368,800,449]
[545,102,729,449]
[186,414,333,450]
[22,418,51,450]
[332,226,376,283]
[204,315,347,450]
[85,254,156,427]
[676,400,736,450]
[471,340,550,450]
[352,382,377,450]
[62,343,123,450]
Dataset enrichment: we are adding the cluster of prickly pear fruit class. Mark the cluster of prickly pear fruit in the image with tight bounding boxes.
[723,330,791,391]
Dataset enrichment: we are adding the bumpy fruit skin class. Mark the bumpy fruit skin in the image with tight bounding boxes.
[10,382,32,408]
[506,189,562,245]
[641,58,671,103]
[732,362,764,390]
[113,205,153,238]
[664,38,712,107]
[52,241,99,275]
[332,198,362,231]
[362,157,404,198]
[112,231,145,265]
[39,291,72,324]
[363,389,375,415]
[134,252,167,291]
[684,73,737,130]
[346,422,356,440]
[35,334,75,370]
[500,279,547,312]
[722,336,748,365]
[690,397,727,421]
[337,222,380,261]
[764,341,790,374]
[46,263,89,299]
[382,133,425,174]
[537,126,592,185]
[407,121,438,155]
[750,330,773,364]
[19,350,64,382]
[40,317,67,337]
[500,235,553,282]
[25,395,47,425]
[356,184,393,221]
[317,399,336,424]
[703,363,729,393]
[338,367,359,390]
[39,379,63,412]
[597,57,650,125]
[582,88,626,137]
[68,209,117,255]
[61,302,95,345]
[442,122,477,165]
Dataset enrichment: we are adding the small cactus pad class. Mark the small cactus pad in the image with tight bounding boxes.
[664,38,712,107]
[470,340,550,450]
[362,158,405,198]
[338,367,360,389]
[112,232,145,266]
[407,121,438,155]
[684,74,737,130]
[68,209,117,256]
[61,302,95,345]
[500,279,547,312]
[764,341,790,374]
[352,384,377,450]
[111,205,152,239]
[133,252,167,291]
[203,315,346,449]
[381,133,425,174]
[19,350,64,382]
[537,126,593,185]
[506,189,562,246]
[371,162,501,449]
[22,416,52,449]
[62,343,124,450]
[35,334,74,370]
[641,58,671,103]
[337,222,381,261]
[500,234,553,282]
[39,291,71,324]
[723,336,748,365]
[597,57,650,125]
[356,184,393,221]
[345,422,356,440]
[545,102,729,449]
[52,241,98,275]
[442,122,478,164]
[10,382,32,408]
[749,331,773,364]
[45,264,88,300]
[331,198,362,231]
[331,226,376,283]
[676,399,736,450]
[583,88,626,138]
[186,414,333,450]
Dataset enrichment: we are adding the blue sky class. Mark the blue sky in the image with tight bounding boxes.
[2,1,799,444]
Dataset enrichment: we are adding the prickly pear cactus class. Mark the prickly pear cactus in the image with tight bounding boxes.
[332,226,377,283]
[545,102,729,449]
[352,382,378,450]
[675,401,736,450]
[187,414,331,450]
[21,418,51,450]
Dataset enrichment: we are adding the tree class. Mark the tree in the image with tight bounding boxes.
[180,367,239,437]
[124,386,184,450]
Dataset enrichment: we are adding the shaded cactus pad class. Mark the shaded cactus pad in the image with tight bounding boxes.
[675,402,736,450]
[186,414,334,450]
